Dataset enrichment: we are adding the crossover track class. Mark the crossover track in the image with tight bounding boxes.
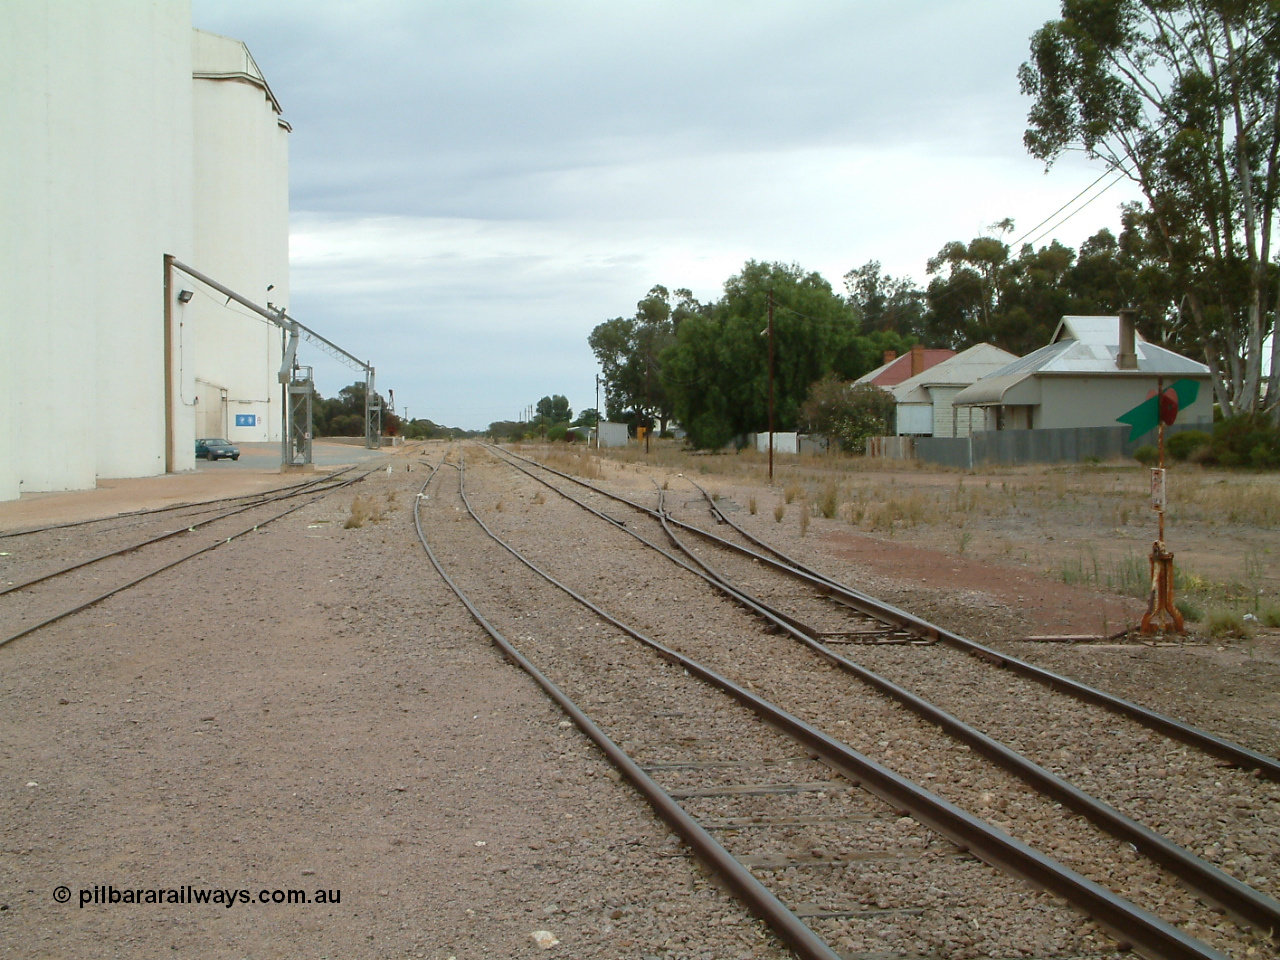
[0,461,384,649]
[417,447,1251,960]
[482,445,1280,942]
[494,443,1280,781]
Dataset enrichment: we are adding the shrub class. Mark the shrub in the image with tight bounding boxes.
[818,482,839,519]
[800,375,895,453]
[1133,445,1158,466]
[1166,430,1211,462]
[1205,608,1252,639]
[1175,597,1204,624]
[1209,414,1280,469]
[546,423,569,442]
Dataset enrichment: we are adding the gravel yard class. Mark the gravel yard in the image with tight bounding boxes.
[0,441,1276,959]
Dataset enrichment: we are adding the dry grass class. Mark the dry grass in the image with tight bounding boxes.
[1176,477,1280,527]
[558,439,1279,615]
[817,482,839,519]
[344,494,386,529]
[541,447,603,480]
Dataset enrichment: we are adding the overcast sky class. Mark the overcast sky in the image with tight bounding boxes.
[191,0,1143,430]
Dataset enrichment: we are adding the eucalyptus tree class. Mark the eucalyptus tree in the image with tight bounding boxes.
[1021,0,1280,417]
[660,261,860,448]
[844,261,927,339]
[587,285,703,433]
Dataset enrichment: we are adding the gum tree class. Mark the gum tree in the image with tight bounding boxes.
[1021,0,1280,418]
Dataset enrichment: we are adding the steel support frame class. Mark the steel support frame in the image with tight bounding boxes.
[285,365,314,467]
[364,367,381,450]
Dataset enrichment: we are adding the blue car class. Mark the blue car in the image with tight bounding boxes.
[196,438,240,461]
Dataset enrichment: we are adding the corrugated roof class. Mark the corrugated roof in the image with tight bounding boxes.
[953,318,1209,407]
[1053,315,1123,345]
[891,343,1020,403]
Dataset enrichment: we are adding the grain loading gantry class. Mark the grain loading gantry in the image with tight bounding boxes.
[165,256,380,468]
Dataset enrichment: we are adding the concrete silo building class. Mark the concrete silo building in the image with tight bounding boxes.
[0,2,290,502]
[188,28,291,445]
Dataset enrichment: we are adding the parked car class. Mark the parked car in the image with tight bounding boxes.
[196,438,240,461]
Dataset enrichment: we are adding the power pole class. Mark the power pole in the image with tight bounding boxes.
[645,358,651,455]
[767,290,775,482]
[595,374,601,450]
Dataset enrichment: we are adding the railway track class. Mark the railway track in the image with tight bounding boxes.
[486,447,1280,897]
[476,446,1280,941]
[416,445,1277,960]
[0,461,386,649]
[0,466,344,542]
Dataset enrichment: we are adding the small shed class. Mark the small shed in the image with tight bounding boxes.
[597,421,630,448]
[952,315,1213,431]
[887,343,1020,438]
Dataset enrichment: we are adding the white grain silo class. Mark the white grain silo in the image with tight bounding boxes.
[0,2,291,502]
[185,29,291,445]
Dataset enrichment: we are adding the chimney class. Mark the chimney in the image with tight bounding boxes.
[910,343,925,377]
[1117,309,1138,370]
[883,350,896,366]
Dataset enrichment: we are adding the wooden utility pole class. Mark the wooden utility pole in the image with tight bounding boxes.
[767,290,775,482]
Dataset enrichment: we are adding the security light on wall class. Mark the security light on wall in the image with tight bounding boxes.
[177,289,194,303]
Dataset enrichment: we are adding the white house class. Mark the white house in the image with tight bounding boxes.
[887,343,1020,438]
[952,315,1213,431]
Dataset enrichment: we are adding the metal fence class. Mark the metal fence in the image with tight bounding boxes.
[905,424,1209,469]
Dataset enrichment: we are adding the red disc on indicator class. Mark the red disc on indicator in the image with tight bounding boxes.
[1159,389,1179,426]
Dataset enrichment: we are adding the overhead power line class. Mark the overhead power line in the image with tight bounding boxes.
[1014,166,1132,250]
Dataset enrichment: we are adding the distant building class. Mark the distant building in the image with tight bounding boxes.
[597,422,630,448]
[885,343,1020,438]
[1,3,289,502]
[952,316,1213,431]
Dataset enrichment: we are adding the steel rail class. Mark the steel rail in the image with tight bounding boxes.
[0,464,357,540]
[688,478,1280,781]
[648,487,1280,936]
[412,458,842,960]
[0,466,376,650]
[488,445,1280,935]
[445,447,1228,960]
[492,444,1280,782]
[0,468,366,597]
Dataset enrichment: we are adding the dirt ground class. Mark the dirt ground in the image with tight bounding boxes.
[581,441,1280,635]
[1,441,1277,959]
[539,441,1280,755]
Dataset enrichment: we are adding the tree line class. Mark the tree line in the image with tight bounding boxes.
[591,1,1280,449]
[312,383,478,440]
[488,395,599,442]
